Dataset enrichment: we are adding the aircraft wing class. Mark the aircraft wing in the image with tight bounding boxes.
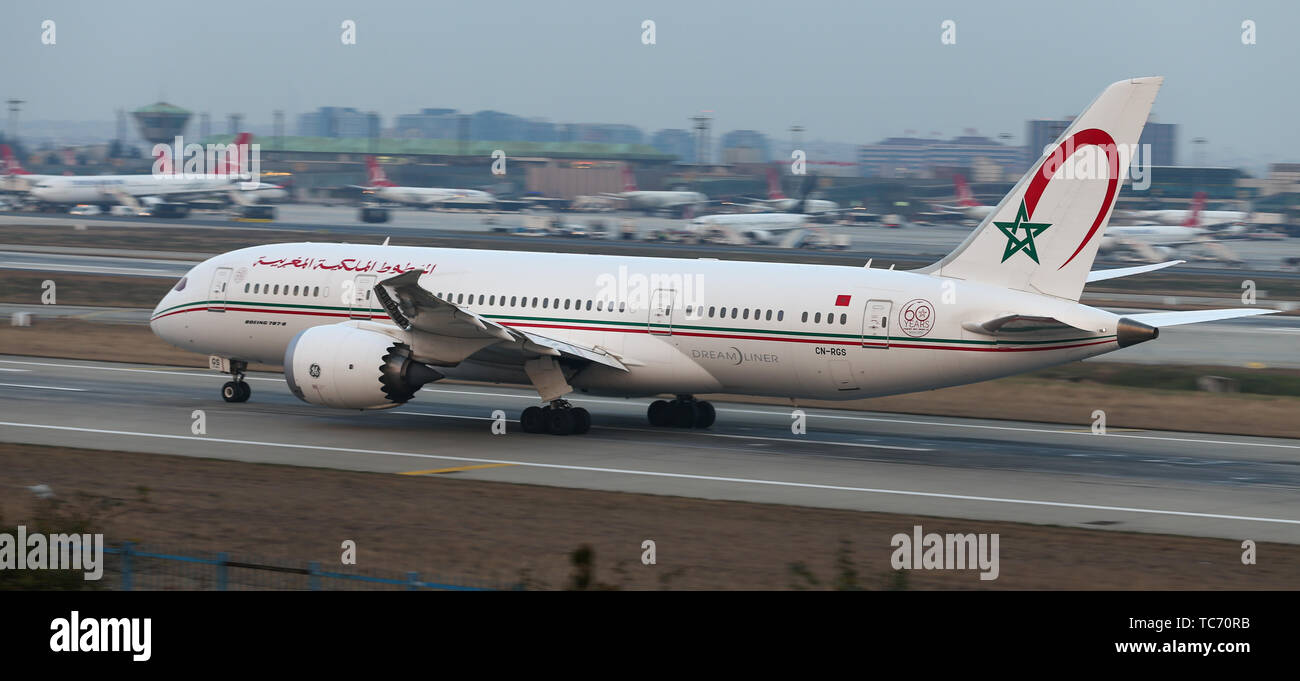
[1086,260,1185,282]
[373,269,626,371]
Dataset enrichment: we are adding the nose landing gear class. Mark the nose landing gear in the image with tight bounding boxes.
[220,359,251,403]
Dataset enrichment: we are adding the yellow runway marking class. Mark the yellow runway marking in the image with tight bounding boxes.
[400,463,517,476]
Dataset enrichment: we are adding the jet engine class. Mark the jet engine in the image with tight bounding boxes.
[744,229,772,245]
[284,325,443,409]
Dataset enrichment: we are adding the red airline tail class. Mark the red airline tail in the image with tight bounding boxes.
[366,156,396,187]
[214,132,253,176]
[622,165,638,192]
[767,165,786,199]
[1,145,30,175]
[1182,191,1206,227]
[954,174,978,207]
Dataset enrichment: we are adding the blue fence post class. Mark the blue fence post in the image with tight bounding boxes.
[309,561,321,591]
[216,552,228,591]
[407,571,419,591]
[121,542,134,591]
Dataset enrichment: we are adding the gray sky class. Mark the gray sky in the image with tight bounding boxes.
[3,0,1296,167]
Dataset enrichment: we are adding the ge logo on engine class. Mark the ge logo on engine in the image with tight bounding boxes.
[899,299,935,337]
[309,363,321,378]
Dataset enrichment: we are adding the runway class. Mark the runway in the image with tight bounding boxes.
[1,354,1298,543]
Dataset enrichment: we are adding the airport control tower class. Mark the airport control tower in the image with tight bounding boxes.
[132,101,191,144]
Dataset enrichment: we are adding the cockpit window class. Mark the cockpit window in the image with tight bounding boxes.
[172,276,187,292]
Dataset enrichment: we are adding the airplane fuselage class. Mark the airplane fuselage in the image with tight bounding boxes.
[620,191,707,210]
[370,186,494,206]
[30,174,245,204]
[151,242,1126,403]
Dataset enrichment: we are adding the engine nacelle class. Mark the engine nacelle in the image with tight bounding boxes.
[284,325,443,410]
[744,229,772,245]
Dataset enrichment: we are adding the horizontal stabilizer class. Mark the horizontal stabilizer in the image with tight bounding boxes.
[1086,260,1185,282]
[1125,308,1279,328]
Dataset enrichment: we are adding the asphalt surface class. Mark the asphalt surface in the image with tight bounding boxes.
[1,354,1297,543]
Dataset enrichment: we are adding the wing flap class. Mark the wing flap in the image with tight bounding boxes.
[374,270,627,372]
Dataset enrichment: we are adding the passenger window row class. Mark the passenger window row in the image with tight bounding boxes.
[432,291,851,327]
[437,292,630,314]
[245,282,325,298]
[801,311,850,325]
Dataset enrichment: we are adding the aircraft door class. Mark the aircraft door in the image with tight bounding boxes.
[862,299,892,348]
[648,288,675,336]
[349,275,378,319]
[206,267,233,311]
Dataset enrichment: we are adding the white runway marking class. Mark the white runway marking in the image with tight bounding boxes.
[4,358,1298,450]
[0,383,85,392]
[1,420,1297,527]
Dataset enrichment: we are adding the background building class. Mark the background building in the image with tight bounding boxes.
[650,129,694,160]
[718,129,771,164]
[297,107,376,138]
[857,133,1024,179]
[131,102,191,145]
[1027,118,1176,166]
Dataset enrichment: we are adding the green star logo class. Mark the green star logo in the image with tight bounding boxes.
[993,200,1052,264]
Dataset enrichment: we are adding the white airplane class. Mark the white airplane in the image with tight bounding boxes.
[1135,192,1248,226]
[934,175,996,221]
[686,173,825,244]
[26,133,284,208]
[359,156,495,207]
[1,144,59,192]
[742,165,839,214]
[1100,194,1241,262]
[150,77,1275,436]
[603,166,707,215]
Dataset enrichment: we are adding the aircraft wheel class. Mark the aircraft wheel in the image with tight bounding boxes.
[521,406,546,434]
[670,401,696,428]
[221,381,248,403]
[572,408,591,435]
[647,400,672,427]
[694,401,716,429]
[547,408,576,436]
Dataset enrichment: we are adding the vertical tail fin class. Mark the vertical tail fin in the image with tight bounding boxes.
[920,77,1163,301]
[1182,191,1206,227]
[365,156,395,187]
[767,164,786,199]
[1,145,28,175]
[622,165,638,192]
[954,174,978,206]
[215,132,252,177]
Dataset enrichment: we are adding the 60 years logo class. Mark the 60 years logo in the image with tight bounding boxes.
[899,299,935,337]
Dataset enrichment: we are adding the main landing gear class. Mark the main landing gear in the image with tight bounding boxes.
[521,399,591,436]
[221,359,251,403]
[647,395,715,429]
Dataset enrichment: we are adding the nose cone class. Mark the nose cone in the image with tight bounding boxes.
[150,275,189,344]
[149,294,171,339]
